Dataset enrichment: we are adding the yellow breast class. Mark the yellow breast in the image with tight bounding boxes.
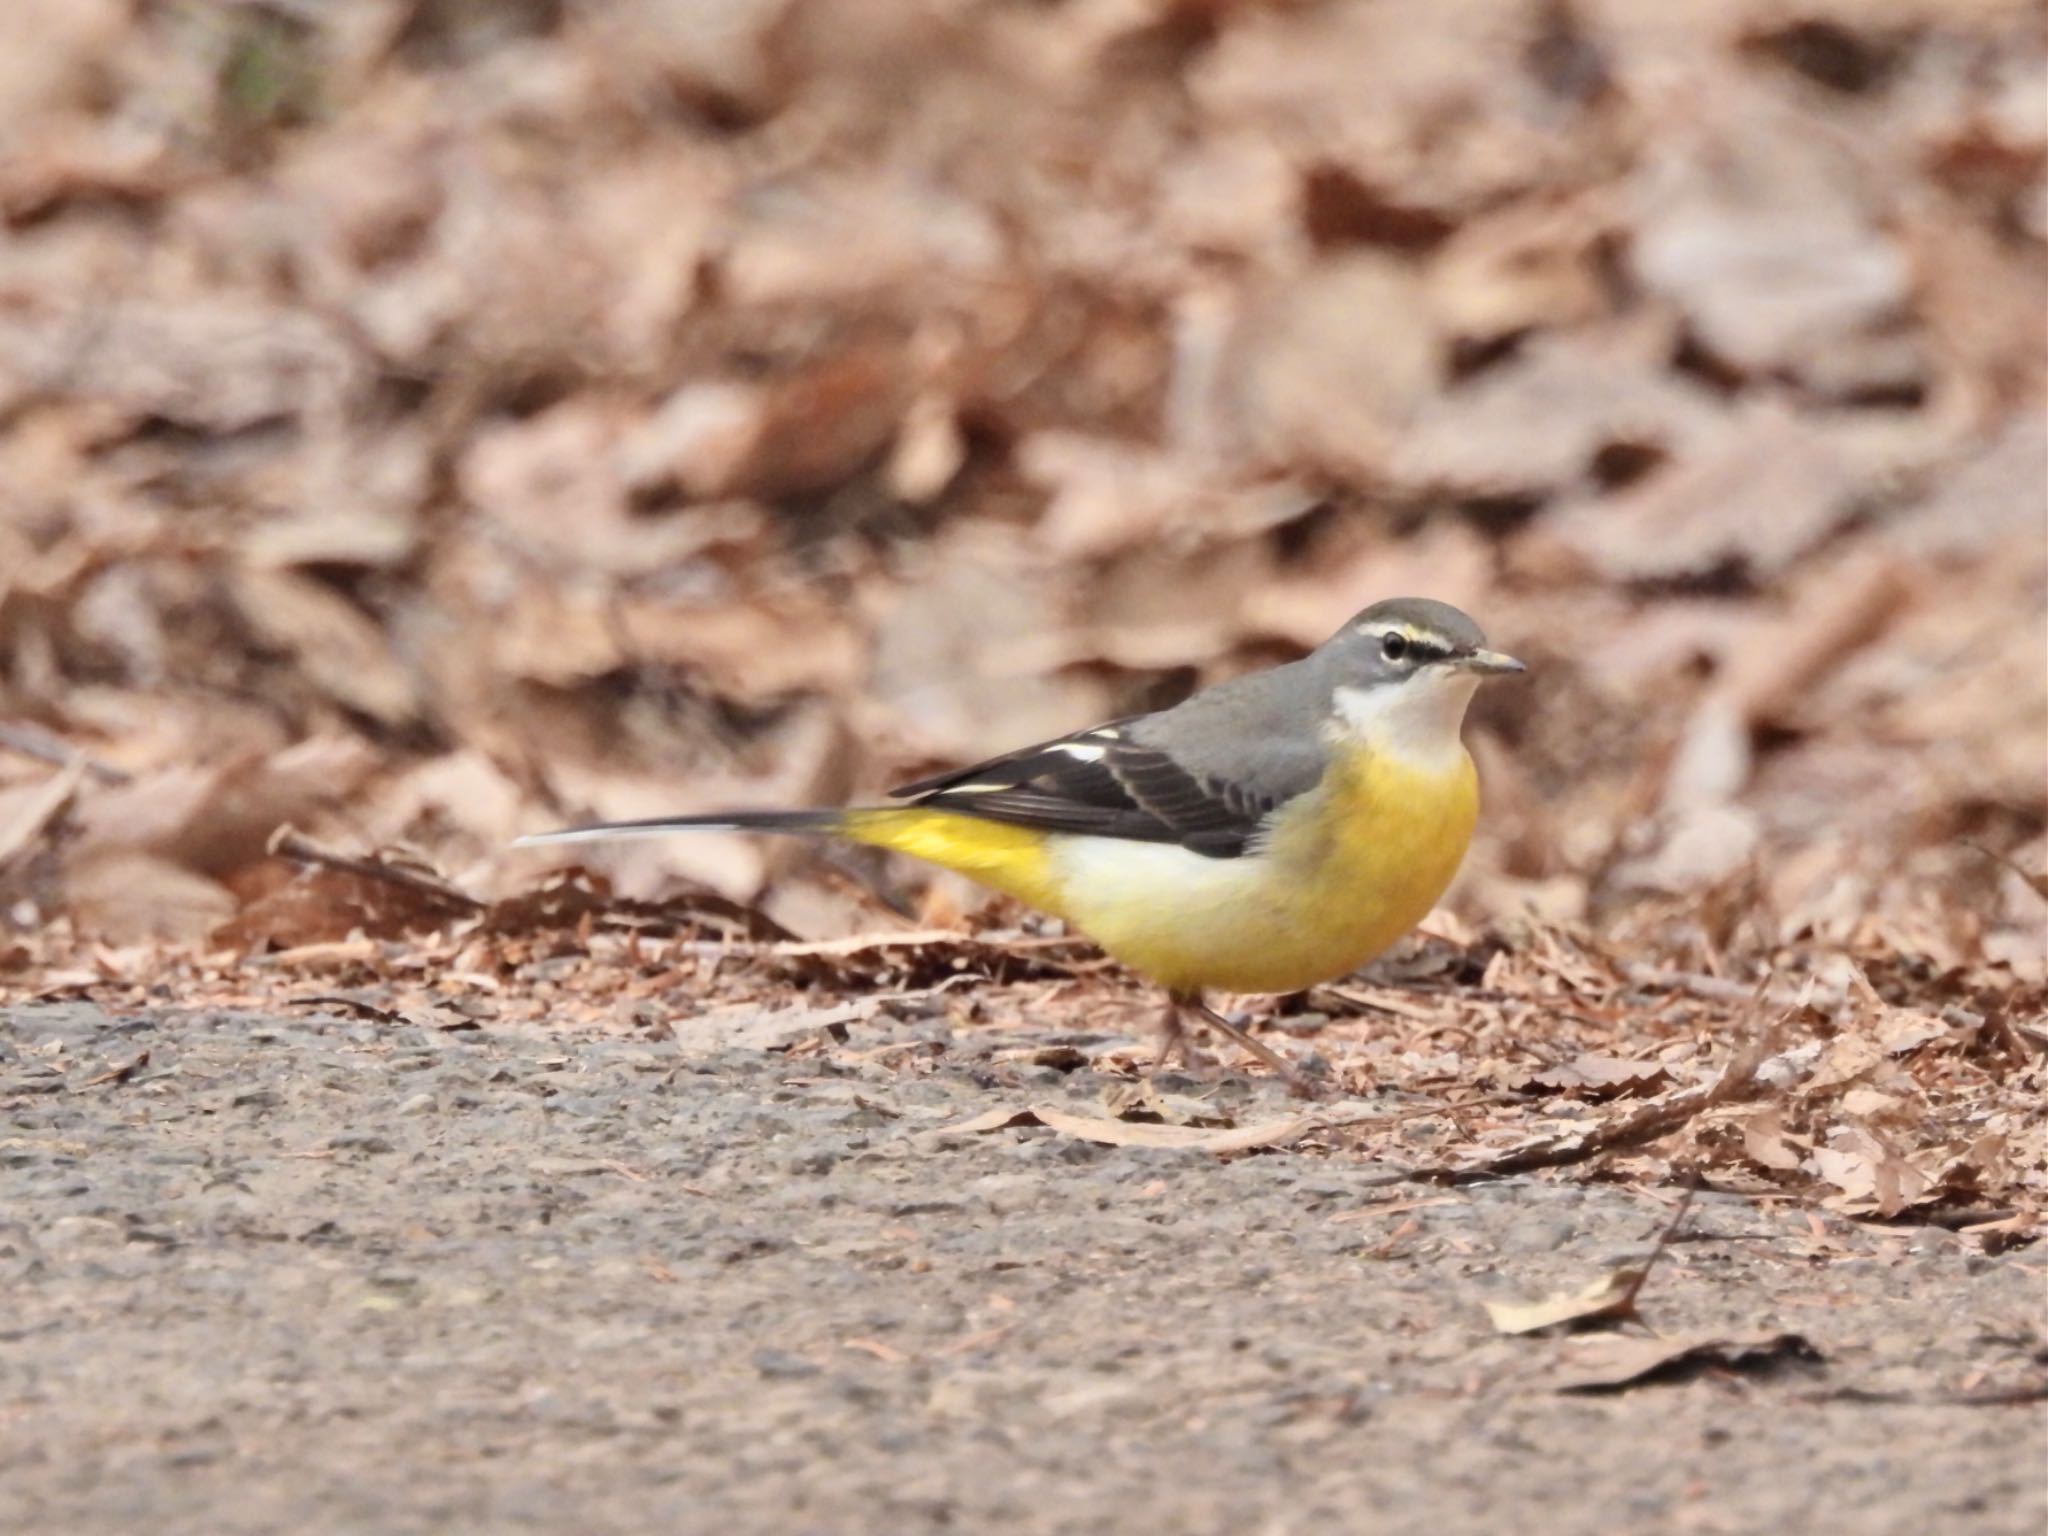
[1048,743,1479,995]
[1273,743,1480,983]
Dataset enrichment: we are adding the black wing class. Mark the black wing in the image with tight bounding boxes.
[888,719,1305,859]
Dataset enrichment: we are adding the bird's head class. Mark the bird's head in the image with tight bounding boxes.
[1313,597,1525,766]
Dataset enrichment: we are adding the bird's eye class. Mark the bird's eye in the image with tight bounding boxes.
[1381,632,1409,662]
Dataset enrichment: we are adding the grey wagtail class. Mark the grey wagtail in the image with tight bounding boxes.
[519,597,1524,1085]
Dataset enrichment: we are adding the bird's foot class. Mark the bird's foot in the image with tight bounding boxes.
[1181,997,1328,1100]
[1149,999,1218,1079]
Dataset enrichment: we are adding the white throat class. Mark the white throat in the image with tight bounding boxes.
[1330,674,1480,771]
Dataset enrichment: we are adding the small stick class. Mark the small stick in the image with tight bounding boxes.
[0,722,129,784]
[267,824,485,912]
[1615,1173,1703,1314]
[1452,998,1781,1180]
[78,1049,151,1088]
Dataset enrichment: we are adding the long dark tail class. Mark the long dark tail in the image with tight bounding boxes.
[513,809,846,849]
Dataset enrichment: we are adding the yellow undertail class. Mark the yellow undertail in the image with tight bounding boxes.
[839,807,1069,919]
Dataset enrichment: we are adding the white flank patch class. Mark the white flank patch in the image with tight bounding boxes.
[1052,743,1107,762]
[1330,673,1479,772]
[1053,833,1270,932]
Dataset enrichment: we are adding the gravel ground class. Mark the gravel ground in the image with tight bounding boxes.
[2,1001,2042,1535]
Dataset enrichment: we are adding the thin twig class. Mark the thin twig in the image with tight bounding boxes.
[267,824,485,912]
[1448,1004,1782,1181]
[0,722,130,784]
[1616,1173,1702,1313]
[1624,965,1797,1008]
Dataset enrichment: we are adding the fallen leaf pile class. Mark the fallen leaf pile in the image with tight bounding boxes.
[0,2,2041,1223]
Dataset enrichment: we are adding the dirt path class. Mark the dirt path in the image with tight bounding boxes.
[2,1001,2041,1535]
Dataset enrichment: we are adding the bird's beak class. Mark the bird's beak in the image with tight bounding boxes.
[1454,648,1526,676]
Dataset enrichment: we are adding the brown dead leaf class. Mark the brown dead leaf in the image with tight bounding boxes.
[1804,1032,1888,1094]
[1877,1010,1952,1056]
[1099,1078,1229,1127]
[1839,1087,1904,1121]
[1486,1267,1649,1336]
[886,390,966,505]
[1029,1106,1325,1154]
[79,1048,150,1088]
[1630,72,1913,389]
[652,349,908,503]
[1453,1022,1778,1178]
[70,738,379,879]
[614,594,863,701]
[0,298,359,432]
[1489,1178,1701,1335]
[1516,1055,1674,1099]
[1737,1108,1809,1173]
[0,0,126,123]
[1715,552,1912,727]
[672,999,877,1057]
[621,381,770,503]
[928,1104,1323,1155]
[1229,256,1441,479]
[1391,318,1716,497]
[63,850,236,945]
[1812,1126,1935,1218]
[0,755,86,867]
[216,865,460,950]
[1543,405,1868,583]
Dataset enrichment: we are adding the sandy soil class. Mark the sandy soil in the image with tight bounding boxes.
[3,1000,2041,1535]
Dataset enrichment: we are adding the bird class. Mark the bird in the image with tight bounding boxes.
[517,596,1524,1090]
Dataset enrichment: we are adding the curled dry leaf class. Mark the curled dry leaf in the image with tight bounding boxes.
[1485,1266,1648,1336]
[1549,1333,1824,1395]
[1812,1126,1935,1218]
[671,999,878,1058]
[0,755,86,868]
[1737,1108,1808,1173]
[930,1104,1325,1155]
[1514,1054,1674,1099]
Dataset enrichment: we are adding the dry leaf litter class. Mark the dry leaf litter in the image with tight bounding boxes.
[0,0,2042,1238]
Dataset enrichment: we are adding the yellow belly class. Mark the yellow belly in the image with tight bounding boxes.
[845,745,1479,997]
[1056,745,1478,993]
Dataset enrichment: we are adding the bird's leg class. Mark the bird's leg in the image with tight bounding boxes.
[1154,992,1220,1076]
[1154,992,1192,1072]
[1188,995,1321,1098]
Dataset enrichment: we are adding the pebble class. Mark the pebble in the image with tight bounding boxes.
[753,1348,822,1380]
